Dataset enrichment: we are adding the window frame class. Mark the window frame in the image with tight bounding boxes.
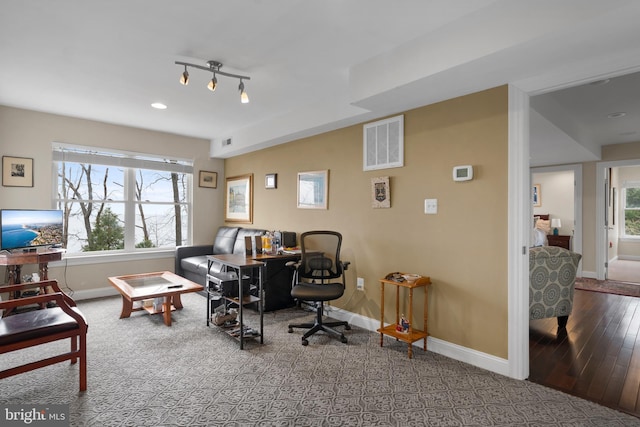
[52,143,193,257]
[622,181,640,239]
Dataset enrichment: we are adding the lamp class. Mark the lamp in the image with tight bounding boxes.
[175,60,250,103]
[239,79,249,104]
[180,65,189,85]
[551,218,562,235]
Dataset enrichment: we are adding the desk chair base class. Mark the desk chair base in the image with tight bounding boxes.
[288,302,350,346]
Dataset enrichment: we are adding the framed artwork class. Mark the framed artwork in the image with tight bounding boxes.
[265,173,277,189]
[225,174,253,223]
[2,156,33,187]
[533,184,541,207]
[199,171,217,188]
[297,170,329,209]
[371,176,390,208]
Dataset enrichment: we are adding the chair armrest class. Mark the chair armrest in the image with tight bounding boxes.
[341,261,350,270]
[0,292,86,327]
[0,280,76,308]
[175,245,212,275]
[0,279,60,295]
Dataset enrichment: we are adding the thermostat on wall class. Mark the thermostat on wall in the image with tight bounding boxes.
[453,165,473,181]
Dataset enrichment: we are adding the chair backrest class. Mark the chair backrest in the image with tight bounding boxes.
[298,230,343,282]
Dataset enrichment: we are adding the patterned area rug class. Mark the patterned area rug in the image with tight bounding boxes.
[1,293,638,426]
[575,277,640,297]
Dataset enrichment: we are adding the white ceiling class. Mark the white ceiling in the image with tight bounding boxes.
[2,0,640,163]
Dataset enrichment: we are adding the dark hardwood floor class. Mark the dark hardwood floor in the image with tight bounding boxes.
[529,289,640,418]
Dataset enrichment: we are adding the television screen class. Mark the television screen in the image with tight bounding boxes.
[0,209,64,251]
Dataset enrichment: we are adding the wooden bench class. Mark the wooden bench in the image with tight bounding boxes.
[0,280,87,391]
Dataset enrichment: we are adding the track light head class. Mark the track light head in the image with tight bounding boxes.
[207,74,217,92]
[180,65,189,85]
[239,80,249,104]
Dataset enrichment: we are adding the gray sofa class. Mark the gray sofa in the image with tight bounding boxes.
[175,226,266,287]
[175,226,297,311]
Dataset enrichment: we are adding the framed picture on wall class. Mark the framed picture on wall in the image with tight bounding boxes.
[199,171,217,188]
[265,173,277,189]
[225,174,253,223]
[297,170,329,209]
[2,156,33,187]
[371,176,390,208]
[533,184,541,207]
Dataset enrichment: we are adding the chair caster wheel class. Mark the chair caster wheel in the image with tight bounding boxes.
[302,339,309,346]
[340,335,347,344]
[345,325,351,330]
[288,327,293,333]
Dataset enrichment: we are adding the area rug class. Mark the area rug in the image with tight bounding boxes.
[575,277,640,297]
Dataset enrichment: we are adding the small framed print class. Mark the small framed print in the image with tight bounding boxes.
[533,184,541,207]
[2,156,34,187]
[199,171,217,188]
[371,176,390,208]
[265,173,277,189]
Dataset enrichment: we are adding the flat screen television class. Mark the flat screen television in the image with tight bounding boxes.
[0,209,64,252]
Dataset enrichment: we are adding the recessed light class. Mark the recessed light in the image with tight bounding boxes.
[151,102,167,110]
[607,112,626,119]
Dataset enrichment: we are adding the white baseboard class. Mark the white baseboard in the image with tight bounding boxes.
[327,306,510,377]
[72,288,510,378]
[70,286,119,301]
[581,270,597,279]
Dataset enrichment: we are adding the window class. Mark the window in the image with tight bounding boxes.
[623,183,640,237]
[53,143,192,254]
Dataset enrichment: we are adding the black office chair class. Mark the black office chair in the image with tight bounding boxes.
[288,230,350,346]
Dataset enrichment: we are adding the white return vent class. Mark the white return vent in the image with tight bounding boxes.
[221,137,232,147]
[363,115,404,171]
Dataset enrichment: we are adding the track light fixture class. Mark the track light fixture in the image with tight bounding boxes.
[175,60,250,103]
[180,65,189,85]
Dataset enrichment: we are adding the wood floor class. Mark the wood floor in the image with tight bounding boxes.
[529,289,640,418]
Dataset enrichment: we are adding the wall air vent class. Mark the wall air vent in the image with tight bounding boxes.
[363,115,404,171]
[221,137,232,147]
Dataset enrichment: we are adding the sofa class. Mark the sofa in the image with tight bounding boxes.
[529,246,582,328]
[175,226,295,311]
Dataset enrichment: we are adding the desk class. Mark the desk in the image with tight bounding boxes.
[207,254,265,349]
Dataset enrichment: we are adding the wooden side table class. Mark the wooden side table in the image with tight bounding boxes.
[377,273,432,359]
[547,234,571,250]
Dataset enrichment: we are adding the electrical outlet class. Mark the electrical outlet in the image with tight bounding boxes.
[356,277,364,291]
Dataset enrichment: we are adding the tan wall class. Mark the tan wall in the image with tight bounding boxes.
[225,86,509,357]
[0,106,224,291]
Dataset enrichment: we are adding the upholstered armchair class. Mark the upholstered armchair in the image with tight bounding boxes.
[529,246,582,328]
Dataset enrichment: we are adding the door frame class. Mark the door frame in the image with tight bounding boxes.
[596,159,640,280]
[530,164,583,278]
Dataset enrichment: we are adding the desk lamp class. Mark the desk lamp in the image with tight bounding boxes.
[551,218,562,235]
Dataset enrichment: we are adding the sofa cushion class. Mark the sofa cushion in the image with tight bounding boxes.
[213,226,241,255]
[181,256,225,275]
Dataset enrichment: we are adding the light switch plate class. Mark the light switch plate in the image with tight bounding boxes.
[424,198,437,214]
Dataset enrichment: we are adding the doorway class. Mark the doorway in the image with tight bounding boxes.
[530,164,583,277]
[599,162,640,284]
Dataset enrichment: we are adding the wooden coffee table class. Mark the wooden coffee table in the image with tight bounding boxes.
[108,271,203,326]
